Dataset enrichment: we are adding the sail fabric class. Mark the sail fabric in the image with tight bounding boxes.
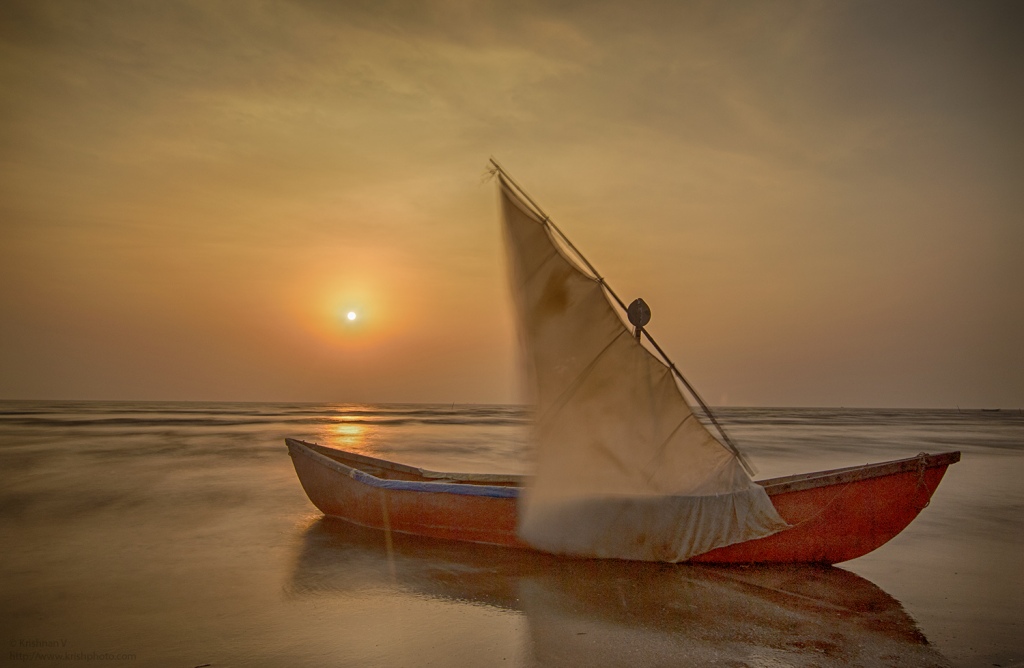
[500,176,788,562]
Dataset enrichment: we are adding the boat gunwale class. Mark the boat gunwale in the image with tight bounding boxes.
[286,438,960,498]
[286,438,519,498]
[756,451,960,494]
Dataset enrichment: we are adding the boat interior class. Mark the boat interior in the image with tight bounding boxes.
[287,438,960,497]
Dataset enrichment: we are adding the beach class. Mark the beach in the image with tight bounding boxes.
[1,402,1021,667]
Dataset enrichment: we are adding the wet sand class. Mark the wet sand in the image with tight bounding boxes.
[0,403,1021,666]
[291,518,949,667]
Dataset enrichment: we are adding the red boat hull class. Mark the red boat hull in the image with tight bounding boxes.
[692,461,951,563]
[286,439,958,564]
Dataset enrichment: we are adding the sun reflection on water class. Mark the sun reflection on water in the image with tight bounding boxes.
[330,421,367,451]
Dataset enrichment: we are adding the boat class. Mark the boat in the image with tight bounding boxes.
[286,438,958,564]
[287,161,960,564]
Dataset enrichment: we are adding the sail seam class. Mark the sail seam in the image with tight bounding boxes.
[517,245,561,290]
[542,218,602,282]
[497,171,606,285]
[641,413,695,485]
[536,329,627,428]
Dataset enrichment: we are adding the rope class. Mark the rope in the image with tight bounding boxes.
[784,481,856,529]
[784,453,935,529]
[914,452,932,510]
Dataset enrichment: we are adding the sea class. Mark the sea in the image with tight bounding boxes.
[1,401,1021,667]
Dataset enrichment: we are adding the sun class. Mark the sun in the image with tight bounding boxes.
[347,311,357,321]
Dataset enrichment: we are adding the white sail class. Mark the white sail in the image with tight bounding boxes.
[500,173,788,561]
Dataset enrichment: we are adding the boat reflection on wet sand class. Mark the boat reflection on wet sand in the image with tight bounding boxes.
[288,518,949,667]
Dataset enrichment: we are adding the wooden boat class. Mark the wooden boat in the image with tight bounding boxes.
[287,437,959,564]
[287,162,961,563]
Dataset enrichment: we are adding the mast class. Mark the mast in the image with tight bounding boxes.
[490,158,754,476]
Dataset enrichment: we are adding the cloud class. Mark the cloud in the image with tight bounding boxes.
[0,0,1019,404]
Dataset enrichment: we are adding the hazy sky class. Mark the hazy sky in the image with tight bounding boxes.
[1,0,1021,407]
